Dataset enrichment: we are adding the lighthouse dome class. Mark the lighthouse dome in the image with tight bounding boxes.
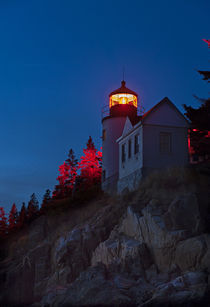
[109,80,138,97]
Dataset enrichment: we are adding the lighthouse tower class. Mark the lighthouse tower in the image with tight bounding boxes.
[102,80,139,193]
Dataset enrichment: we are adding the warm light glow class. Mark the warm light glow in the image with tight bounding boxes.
[109,93,137,108]
[120,96,128,104]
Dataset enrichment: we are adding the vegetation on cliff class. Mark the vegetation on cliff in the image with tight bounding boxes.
[0,136,102,239]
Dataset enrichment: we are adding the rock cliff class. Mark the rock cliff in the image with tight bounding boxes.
[0,167,210,306]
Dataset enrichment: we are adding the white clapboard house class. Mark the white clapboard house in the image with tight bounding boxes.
[101,80,189,193]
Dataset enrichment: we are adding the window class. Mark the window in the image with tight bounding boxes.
[128,139,132,158]
[122,144,126,163]
[102,170,106,181]
[160,133,171,153]
[134,134,139,154]
[102,129,106,141]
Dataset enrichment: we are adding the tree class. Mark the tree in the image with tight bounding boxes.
[27,193,39,221]
[8,203,18,232]
[184,39,210,160]
[53,161,71,199]
[65,149,78,191]
[0,207,7,237]
[78,136,102,187]
[18,202,27,228]
[41,189,51,211]
[53,149,78,199]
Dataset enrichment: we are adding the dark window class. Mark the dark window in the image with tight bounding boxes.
[134,134,139,154]
[122,144,126,163]
[102,129,106,141]
[128,139,132,158]
[102,170,106,181]
[160,133,171,153]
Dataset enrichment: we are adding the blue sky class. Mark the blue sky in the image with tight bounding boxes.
[0,0,209,212]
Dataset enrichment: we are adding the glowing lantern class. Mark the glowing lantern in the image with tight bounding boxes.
[109,81,138,109]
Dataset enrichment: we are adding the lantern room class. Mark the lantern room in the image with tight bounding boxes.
[109,81,138,108]
[109,80,138,120]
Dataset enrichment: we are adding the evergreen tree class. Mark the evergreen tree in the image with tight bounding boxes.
[8,203,18,232]
[78,136,102,187]
[41,189,51,211]
[18,202,27,228]
[0,207,7,237]
[53,149,78,199]
[53,161,71,199]
[27,193,39,221]
[184,39,210,160]
[65,149,78,192]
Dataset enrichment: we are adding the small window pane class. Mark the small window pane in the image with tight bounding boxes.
[128,139,132,158]
[102,129,106,141]
[134,134,139,154]
[122,144,126,163]
[160,133,171,153]
[102,170,106,181]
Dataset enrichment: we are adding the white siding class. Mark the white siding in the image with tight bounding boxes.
[143,124,188,169]
[118,126,143,179]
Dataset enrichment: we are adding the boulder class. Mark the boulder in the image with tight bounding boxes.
[45,265,133,307]
[175,235,207,271]
[91,234,152,271]
[121,205,187,271]
[163,194,203,234]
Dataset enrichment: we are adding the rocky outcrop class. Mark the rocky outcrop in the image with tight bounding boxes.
[0,182,210,306]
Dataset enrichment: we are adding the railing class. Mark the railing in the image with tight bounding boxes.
[101,104,145,120]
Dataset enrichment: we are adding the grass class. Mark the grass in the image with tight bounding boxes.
[130,165,210,213]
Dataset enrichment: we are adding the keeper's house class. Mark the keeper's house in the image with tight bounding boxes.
[101,80,189,194]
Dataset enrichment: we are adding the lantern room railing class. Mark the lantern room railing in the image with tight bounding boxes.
[101,104,145,120]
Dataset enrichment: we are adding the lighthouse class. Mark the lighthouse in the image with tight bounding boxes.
[101,80,139,193]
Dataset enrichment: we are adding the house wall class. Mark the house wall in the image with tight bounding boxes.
[142,124,189,169]
[117,126,143,193]
[143,101,188,128]
[117,101,189,193]
[142,102,189,170]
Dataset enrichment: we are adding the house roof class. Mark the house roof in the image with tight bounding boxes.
[116,97,189,143]
[142,97,189,125]
[109,80,138,97]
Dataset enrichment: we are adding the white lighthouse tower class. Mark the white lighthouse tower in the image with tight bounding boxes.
[102,80,139,193]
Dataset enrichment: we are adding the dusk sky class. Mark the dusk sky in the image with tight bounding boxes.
[0,0,209,212]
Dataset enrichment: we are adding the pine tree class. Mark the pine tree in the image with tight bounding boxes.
[41,189,51,211]
[184,39,210,160]
[0,207,7,237]
[65,149,78,192]
[53,161,71,199]
[8,203,18,232]
[27,193,39,221]
[78,136,102,187]
[53,149,78,199]
[18,202,27,228]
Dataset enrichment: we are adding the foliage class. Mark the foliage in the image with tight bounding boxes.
[66,149,78,190]
[41,189,51,211]
[0,207,7,237]
[184,39,210,160]
[18,202,27,228]
[53,138,102,200]
[8,203,18,231]
[27,193,39,222]
[78,136,102,188]
[53,148,78,199]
